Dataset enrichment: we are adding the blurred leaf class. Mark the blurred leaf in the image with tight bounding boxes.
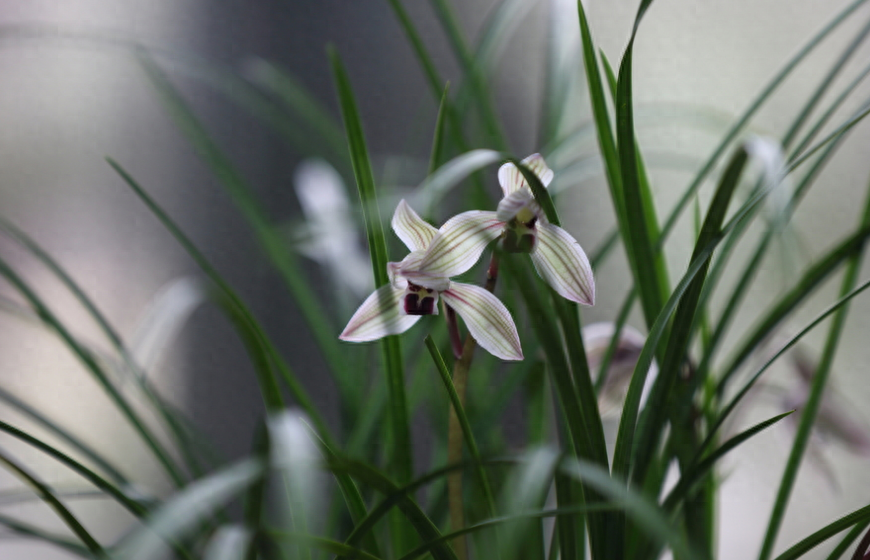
[0,447,104,556]
[0,512,92,557]
[328,457,459,560]
[0,420,149,517]
[115,459,263,560]
[716,221,870,395]
[137,52,346,381]
[657,0,870,246]
[203,525,252,560]
[759,173,870,560]
[560,456,694,560]
[0,254,186,486]
[413,149,506,218]
[242,58,348,165]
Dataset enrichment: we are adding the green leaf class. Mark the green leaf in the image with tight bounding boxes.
[0,217,207,480]
[0,512,92,557]
[429,84,451,177]
[615,38,666,332]
[716,221,870,395]
[662,411,794,512]
[414,149,506,218]
[657,0,870,247]
[627,147,748,483]
[703,275,870,458]
[137,52,346,385]
[327,457,459,560]
[560,457,695,560]
[822,518,870,560]
[108,159,329,429]
[0,385,128,487]
[771,502,870,560]
[397,504,618,560]
[759,172,870,560]
[424,336,497,517]
[0,419,148,517]
[0,448,104,556]
[0,255,186,487]
[427,0,507,150]
[329,47,412,486]
[267,532,383,560]
[242,58,349,167]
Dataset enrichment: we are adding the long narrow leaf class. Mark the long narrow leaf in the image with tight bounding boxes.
[329,48,412,485]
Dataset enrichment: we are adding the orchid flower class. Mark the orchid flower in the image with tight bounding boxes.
[339,200,523,361]
[420,153,595,305]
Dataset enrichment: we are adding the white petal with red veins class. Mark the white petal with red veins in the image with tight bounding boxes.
[497,153,554,197]
[531,222,595,305]
[340,284,421,341]
[496,188,542,223]
[418,211,503,278]
[391,199,439,252]
[441,282,523,361]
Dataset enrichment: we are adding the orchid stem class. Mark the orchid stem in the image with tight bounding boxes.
[445,304,463,359]
[447,249,500,560]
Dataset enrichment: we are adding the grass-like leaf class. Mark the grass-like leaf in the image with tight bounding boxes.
[0,420,148,517]
[703,274,870,458]
[771,502,870,560]
[137,52,347,382]
[424,337,497,517]
[329,47,412,486]
[657,0,870,246]
[716,221,870,395]
[0,217,207,479]
[327,457,459,560]
[0,447,104,557]
[628,147,748,483]
[0,255,186,487]
[0,512,92,558]
[758,174,870,560]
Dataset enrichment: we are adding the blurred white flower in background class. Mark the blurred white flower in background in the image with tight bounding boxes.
[292,159,373,305]
[582,321,655,416]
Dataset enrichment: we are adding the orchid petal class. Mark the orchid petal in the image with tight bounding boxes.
[340,284,420,341]
[442,283,522,361]
[389,251,451,291]
[418,211,504,278]
[391,199,438,252]
[531,222,595,305]
[496,188,543,223]
[497,153,554,196]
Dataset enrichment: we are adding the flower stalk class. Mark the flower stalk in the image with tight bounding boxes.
[447,249,500,560]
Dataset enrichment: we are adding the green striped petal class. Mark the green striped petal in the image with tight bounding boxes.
[391,199,438,252]
[497,153,554,197]
[339,284,421,341]
[418,211,504,278]
[442,282,523,361]
[531,223,595,305]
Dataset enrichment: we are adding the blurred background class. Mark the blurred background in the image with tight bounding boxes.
[0,0,869,557]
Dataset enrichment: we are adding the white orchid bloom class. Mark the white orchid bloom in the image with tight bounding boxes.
[420,154,595,305]
[339,200,523,361]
